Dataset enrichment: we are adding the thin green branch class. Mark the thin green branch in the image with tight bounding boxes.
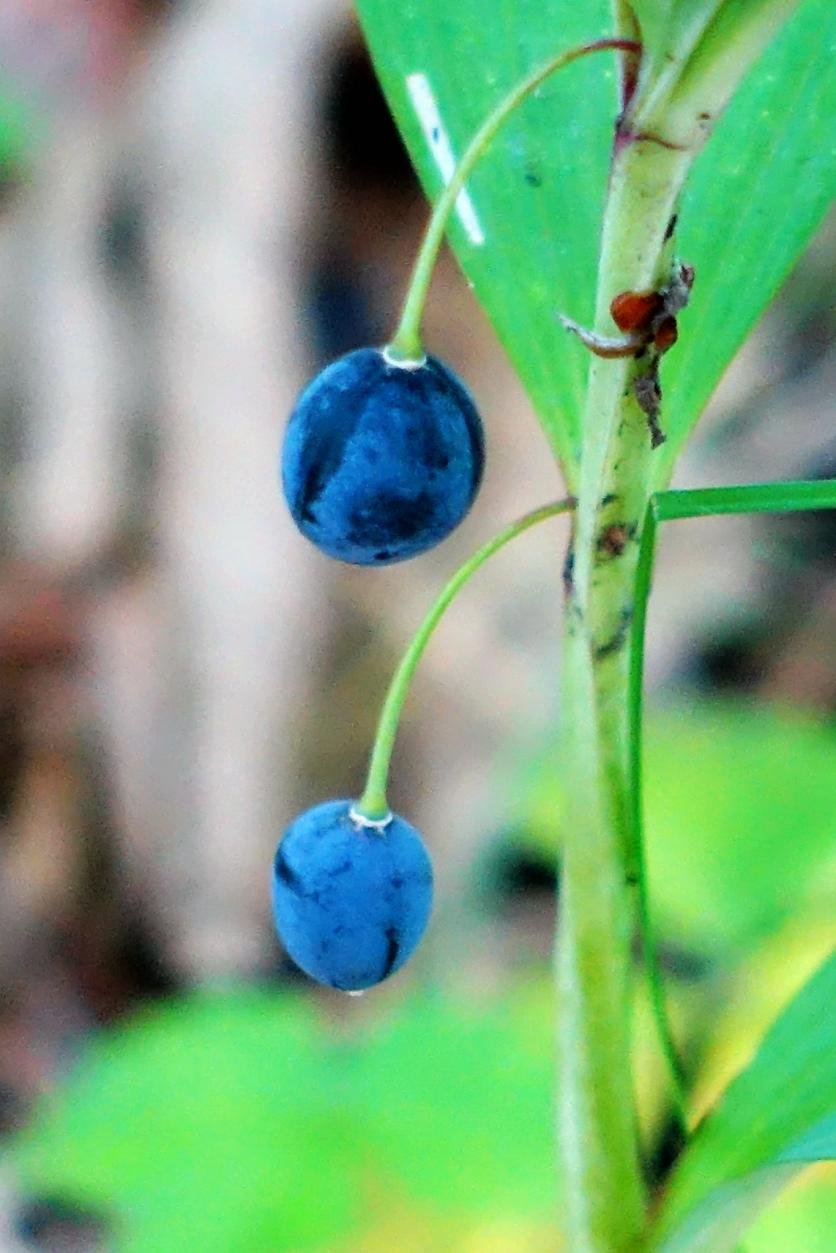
[655,479,836,521]
[387,38,640,362]
[355,498,574,821]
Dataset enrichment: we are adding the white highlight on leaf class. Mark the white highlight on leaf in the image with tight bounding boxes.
[405,72,485,246]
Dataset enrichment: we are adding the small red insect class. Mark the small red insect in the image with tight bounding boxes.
[610,289,663,333]
[653,316,679,354]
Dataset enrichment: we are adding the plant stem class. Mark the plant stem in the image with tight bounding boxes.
[355,498,574,821]
[554,6,808,1235]
[557,134,693,1251]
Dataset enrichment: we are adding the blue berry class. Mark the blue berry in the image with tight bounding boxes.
[272,800,433,991]
[281,348,485,564]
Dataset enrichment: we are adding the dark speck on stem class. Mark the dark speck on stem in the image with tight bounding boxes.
[597,522,636,558]
[563,546,575,598]
[594,607,634,660]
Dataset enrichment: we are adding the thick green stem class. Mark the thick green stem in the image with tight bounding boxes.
[554,6,806,1239]
[557,136,693,1251]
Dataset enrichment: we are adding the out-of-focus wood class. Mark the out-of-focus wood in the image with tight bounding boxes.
[132,0,345,975]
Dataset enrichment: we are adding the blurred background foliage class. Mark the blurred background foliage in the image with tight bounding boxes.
[5,696,834,1249]
[0,1,833,1249]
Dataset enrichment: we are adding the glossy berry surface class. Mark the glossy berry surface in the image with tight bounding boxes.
[272,799,433,991]
[281,347,484,564]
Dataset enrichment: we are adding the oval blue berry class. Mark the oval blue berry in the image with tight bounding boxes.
[281,347,484,564]
[272,799,434,991]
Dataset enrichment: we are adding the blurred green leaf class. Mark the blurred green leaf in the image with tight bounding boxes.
[8,974,835,1248]
[356,0,833,479]
[0,81,36,173]
[8,984,559,1249]
[360,984,556,1218]
[644,703,836,955]
[652,953,836,1251]
[746,1165,836,1253]
[9,991,362,1251]
[515,701,836,957]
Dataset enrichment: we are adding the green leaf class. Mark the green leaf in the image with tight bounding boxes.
[746,1166,836,1252]
[356,0,617,478]
[659,0,836,472]
[629,2,797,117]
[652,954,836,1251]
[632,481,836,956]
[357,0,832,482]
[0,80,37,173]
[644,702,836,955]
[9,939,833,1249]
[9,990,364,1251]
[360,984,557,1218]
[516,696,836,956]
[8,984,560,1246]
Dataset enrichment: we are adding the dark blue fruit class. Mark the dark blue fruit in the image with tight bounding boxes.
[272,799,433,991]
[281,347,485,564]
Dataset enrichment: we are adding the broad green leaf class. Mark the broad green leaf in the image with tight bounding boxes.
[356,0,616,477]
[8,984,559,1247]
[357,0,833,481]
[688,917,835,1128]
[360,983,557,1218]
[652,953,836,1250]
[660,0,836,472]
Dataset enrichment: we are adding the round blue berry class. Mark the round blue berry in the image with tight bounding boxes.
[272,800,434,991]
[281,347,485,564]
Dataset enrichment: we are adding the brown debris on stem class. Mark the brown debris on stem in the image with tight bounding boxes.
[558,259,695,447]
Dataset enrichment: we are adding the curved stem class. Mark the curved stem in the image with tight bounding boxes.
[355,497,574,820]
[387,38,640,362]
